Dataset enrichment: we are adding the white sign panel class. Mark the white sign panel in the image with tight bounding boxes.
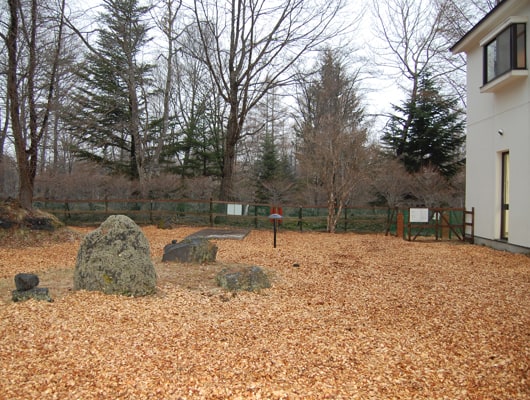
[227,203,242,215]
[410,208,429,223]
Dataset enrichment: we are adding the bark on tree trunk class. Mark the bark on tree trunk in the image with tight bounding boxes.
[127,61,146,196]
[219,100,239,201]
[220,132,237,201]
[327,196,336,234]
[7,0,33,210]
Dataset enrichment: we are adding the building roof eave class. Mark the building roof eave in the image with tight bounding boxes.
[450,0,521,54]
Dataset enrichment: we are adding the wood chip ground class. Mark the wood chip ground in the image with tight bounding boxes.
[0,226,528,399]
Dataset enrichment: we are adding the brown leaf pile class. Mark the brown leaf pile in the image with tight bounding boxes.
[0,226,529,399]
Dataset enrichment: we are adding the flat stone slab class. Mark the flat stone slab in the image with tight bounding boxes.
[12,287,52,302]
[162,238,218,263]
[185,228,250,240]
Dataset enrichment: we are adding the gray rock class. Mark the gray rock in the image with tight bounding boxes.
[14,273,39,291]
[74,215,157,296]
[12,287,52,302]
[216,266,271,292]
[162,238,217,263]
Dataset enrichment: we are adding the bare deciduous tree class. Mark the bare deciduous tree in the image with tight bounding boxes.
[151,0,182,171]
[370,157,411,207]
[371,0,450,143]
[371,0,497,110]
[435,0,498,106]
[6,0,66,208]
[296,49,368,233]
[411,166,452,207]
[188,0,346,200]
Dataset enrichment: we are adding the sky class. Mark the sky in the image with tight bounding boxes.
[344,0,407,136]
[70,0,414,142]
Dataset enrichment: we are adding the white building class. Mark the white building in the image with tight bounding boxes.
[451,0,530,252]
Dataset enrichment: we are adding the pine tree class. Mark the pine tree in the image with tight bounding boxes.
[382,73,465,178]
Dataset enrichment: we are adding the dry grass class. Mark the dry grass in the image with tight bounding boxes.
[0,225,529,399]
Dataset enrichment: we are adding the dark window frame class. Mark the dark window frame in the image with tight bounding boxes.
[500,151,509,241]
[483,23,527,85]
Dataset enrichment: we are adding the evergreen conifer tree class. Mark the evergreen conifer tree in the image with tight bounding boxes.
[67,0,152,181]
[254,131,293,203]
[382,73,465,178]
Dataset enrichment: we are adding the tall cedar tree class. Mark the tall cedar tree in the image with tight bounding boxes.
[67,0,152,182]
[382,73,465,178]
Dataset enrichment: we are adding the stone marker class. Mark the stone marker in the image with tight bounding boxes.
[216,266,271,292]
[74,215,157,296]
[14,273,39,291]
[12,273,52,302]
[162,237,218,263]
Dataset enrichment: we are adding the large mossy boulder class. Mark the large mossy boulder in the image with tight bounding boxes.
[74,215,157,296]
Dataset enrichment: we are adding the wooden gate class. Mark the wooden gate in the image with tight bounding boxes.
[406,207,474,243]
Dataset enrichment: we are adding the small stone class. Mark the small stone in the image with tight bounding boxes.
[14,273,39,291]
[216,265,271,292]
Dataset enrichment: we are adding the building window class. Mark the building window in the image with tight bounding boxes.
[484,23,526,84]
[500,151,509,241]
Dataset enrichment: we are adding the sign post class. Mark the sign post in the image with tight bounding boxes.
[268,213,283,248]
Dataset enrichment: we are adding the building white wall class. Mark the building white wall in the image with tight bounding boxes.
[464,1,530,250]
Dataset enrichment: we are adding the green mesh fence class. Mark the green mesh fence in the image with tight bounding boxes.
[33,199,466,239]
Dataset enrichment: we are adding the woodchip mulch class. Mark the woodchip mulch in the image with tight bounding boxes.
[0,226,528,399]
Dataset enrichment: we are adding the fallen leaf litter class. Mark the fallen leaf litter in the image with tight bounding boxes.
[0,226,528,399]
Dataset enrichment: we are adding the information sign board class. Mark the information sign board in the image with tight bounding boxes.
[410,208,429,223]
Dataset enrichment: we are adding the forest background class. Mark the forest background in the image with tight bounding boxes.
[0,0,498,232]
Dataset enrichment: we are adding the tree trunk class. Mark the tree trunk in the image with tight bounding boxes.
[399,76,419,156]
[7,0,33,209]
[154,0,178,171]
[0,97,8,161]
[327,193,337,233]
[127,58,147,195]
[220,111,239,201]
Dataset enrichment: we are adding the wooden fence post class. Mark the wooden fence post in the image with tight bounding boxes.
[298,207,303,232]
[397,211,404,239]
[209,198,213,227]
[150,200,154,224]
